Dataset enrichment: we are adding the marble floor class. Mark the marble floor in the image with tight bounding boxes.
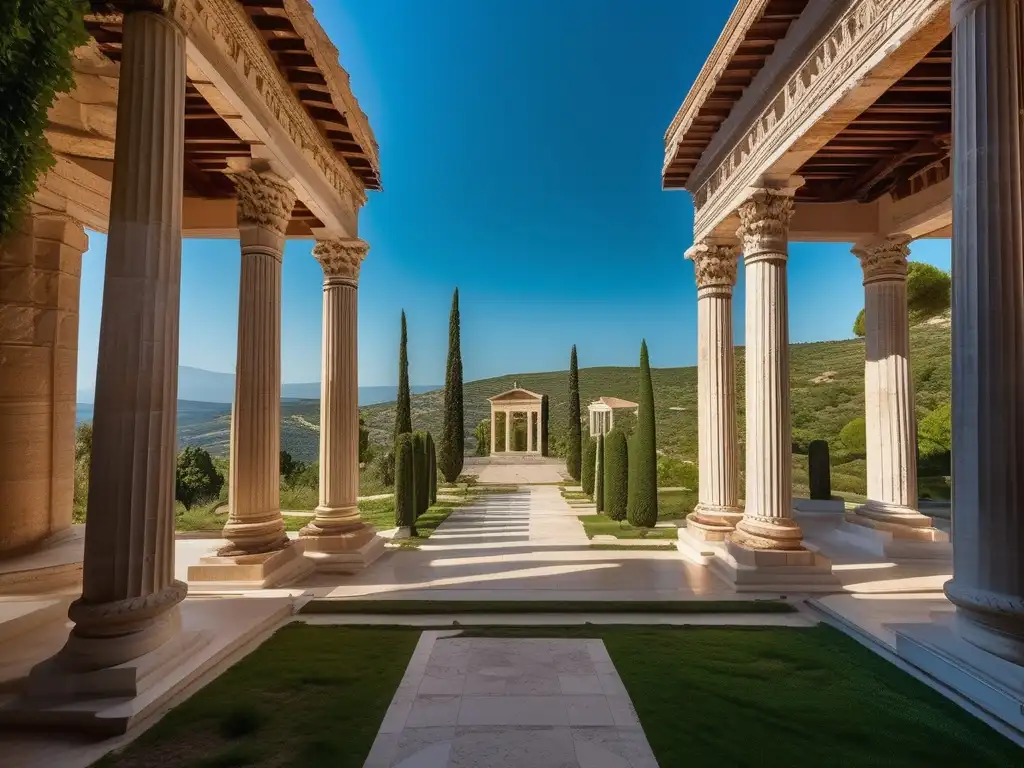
[364,631,658,768]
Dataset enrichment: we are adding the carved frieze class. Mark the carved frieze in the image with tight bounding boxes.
[853,235,911,283]
[685,241,739,290]
[736,189,794,258]
[232,170,297,234]
[314,238,369,283]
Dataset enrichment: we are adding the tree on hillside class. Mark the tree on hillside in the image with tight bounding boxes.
[359,417,371,464]
[604,429,628,521]
[853,309,866,338]
[839,417,867,458]
[73,422,92,522]
[280,450,305,486]
[581,437,596,496]
[394,311,412,443]
[474,419,490,456]
[626,340,658,528]
[175,446,224,511]
[853,262,950,337]
[919,402,952,459]
[0,1,87,239]
[439,288,465,482]
[567,345,582,480]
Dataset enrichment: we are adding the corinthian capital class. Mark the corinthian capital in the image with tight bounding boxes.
[314,238,369,284]
[736,188,795,260]
[853,235,911,284]
[685,241,739,291]
[232,170,297,236]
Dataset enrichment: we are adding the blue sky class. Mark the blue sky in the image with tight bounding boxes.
[76,0,950,390]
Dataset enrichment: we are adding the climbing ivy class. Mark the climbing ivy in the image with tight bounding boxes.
[0,0,88,239]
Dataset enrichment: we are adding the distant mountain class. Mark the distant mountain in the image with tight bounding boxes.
[77,366,439,406]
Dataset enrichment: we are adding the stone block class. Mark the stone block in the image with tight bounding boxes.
[710,539,841,593]
[187,541,313,588]
[836,518,951,560]
[302,528,385,573]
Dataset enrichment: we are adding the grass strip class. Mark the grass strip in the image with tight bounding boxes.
[298,599,795,615]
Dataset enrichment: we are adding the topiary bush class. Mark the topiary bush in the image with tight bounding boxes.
[394,433,415,533]
[412,431,428,518]
[581,437,596,496]
[839,417,867,458]
[427,432,438,506]
[595,434,605,514]
[604,429,628,521]
[808,440,831,500]
[0,0,88,240]
[627,340,659,528]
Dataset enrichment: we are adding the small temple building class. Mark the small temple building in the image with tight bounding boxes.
[487,384,545,454]
[587,397,638,437]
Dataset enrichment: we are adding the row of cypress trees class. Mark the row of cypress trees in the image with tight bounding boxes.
[394,431,437,533]
[574,339,658,527]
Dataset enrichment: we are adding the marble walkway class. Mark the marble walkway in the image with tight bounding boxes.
[364,631,659,768]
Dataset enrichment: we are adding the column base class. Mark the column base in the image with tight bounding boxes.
[837,514,951,560]
[944,581,1024,665]
[684,504,743,542]
[709,538,840,593]
[187,541,313,589]
[301,523,385,574]
[852,500,936,528]
[732,515,805,550]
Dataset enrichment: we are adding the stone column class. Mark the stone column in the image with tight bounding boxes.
[219,170,295,556]
[685,240,742,540]
[51,10,188,672]
[300,238,381,572]
[504,411,511,452]
[490,408,496,454]
[944,0,1024,664]
[851,236,936,533]
[527,409,534,452]
[0,214,86,556]
[732,188,804,552]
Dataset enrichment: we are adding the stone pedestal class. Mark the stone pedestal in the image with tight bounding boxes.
[0,215,86,556]
[848,236,945,554]
[299,238,383,573]
[188,169,311,587]
[944,0,1024,664]
[33,10,190,687]
[684,240,742,541]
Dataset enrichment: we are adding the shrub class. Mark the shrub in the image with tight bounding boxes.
[394,433,415,532]
[581,437,596,496]
[853,309,865,338]
[657,455,697,489]
[175,446,224,511]
[919,402,951,459]
[427,432,438,506]
[808,440,831,500]
[412,431,428,518]
[73,421,92,522]
[279,450,306,486]
[567,345,582,480]
[626,340,658,528]
[595,434,605,514]
[839,417,867,457]
[359,417,371,464]
[604,429,628,521]
[375,450,395,488]
[907,261,950,324]
[438,288,465,482]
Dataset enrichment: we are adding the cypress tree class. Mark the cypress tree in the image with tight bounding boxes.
[595,433,605,514]
[439,288,465,482]
[567,345,582,480]
[626,340,659,527]
[581,437,596,496]
[540,395,550,456]
[604,428,628,521]
[412,431,428,518]
[394,433,416,534]
[427,432,438,505]
[394,311,412,443]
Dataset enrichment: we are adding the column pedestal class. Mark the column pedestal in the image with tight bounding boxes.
[188,170,311,588]
[299,238,383,573]
[713,187,837,590]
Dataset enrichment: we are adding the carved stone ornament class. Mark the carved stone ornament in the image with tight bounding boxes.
[853,235,911,283]
[232,170,297,234]
[736,189,794,258]
[314,238,369,282]
[685,241,739,289]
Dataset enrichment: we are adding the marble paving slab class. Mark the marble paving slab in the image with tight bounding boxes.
[364,631,658,767]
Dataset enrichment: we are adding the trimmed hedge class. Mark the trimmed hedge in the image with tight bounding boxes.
[604,429,628,521]
[427,432,438,505]
[581,437,596,496]
[626,340,658,528]
[394,433,415,532]
[595,434,605,514]
[412,431,428,518]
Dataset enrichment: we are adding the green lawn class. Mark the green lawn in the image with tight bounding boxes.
[95,625,418,768]
[298,599,794,615]
[578,514,678,540]
[459,625,1021,767]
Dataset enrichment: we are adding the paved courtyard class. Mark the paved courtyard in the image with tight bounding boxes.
[364,631,658,768]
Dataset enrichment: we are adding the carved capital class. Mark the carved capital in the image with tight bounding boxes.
[736,189,794,261]
[853,235,911,284]
[231,170,296,235]
[685,241,739,291]
[314,238,369,284]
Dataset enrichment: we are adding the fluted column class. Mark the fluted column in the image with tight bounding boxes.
[945,0,1024,664]
[218,170,295,556]
[58,10,187,670]
[732,188,804,551]
[0,214,86,555]
[685,241,742,538]
[851,236,934,531]
[490,408,496,454]
[302,238,369,537]
[505,412,511,452]
[527,409,534,452]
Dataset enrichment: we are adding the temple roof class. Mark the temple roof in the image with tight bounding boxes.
[591,397,638,410]
[488,387,544,403]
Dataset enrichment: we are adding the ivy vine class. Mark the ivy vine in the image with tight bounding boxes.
[0,0,88,240]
